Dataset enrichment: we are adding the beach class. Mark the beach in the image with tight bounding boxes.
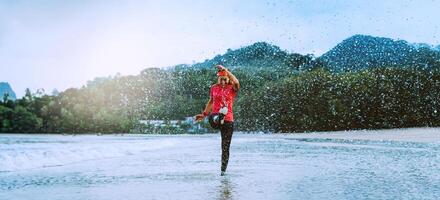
[1,128,439,200]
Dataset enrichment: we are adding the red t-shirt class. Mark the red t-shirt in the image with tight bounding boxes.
[210,84,238,122]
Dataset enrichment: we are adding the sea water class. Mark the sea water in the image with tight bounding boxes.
[0,133,439,200]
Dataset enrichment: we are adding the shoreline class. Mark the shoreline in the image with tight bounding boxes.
[282,127,440,143]
[1,127,439,143]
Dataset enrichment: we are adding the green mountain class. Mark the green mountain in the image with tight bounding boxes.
[190,42,313,73]
[180,35,440,75]
[0,82,16,100]
[319,35,440,72]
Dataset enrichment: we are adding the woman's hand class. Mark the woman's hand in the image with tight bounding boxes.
[195,111,208,122]
[194,114,205,122]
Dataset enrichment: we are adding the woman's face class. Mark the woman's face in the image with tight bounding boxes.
[218,76,229,85]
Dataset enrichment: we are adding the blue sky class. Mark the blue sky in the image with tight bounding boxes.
[1,0,439,97]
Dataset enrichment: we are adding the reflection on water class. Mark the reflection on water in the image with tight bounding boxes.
[218,176,234,200]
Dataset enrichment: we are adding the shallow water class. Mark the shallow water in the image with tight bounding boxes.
[0,133,439,200]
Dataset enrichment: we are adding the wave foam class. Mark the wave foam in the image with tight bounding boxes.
[0,136,176,172]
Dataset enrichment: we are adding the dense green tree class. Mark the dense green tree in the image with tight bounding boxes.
[10,106,42,133]
[0,105,13,132]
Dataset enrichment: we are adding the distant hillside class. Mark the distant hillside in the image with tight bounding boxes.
[0,82,16,100]
[319,35,440,72]
[189,42,312,73]
[175,35,440,75]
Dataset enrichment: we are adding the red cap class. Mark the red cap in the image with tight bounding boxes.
[217,70,228,77]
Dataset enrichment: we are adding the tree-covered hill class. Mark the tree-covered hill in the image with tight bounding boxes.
[192,42,313,73]
[319,35,440,72]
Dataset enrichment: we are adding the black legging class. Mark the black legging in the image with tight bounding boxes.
[220,121,234,172]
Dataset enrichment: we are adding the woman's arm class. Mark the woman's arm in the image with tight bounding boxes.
[203,98,213,115]
[217,65,240,91]
[195,98,212,121]
[226,70,240,91]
